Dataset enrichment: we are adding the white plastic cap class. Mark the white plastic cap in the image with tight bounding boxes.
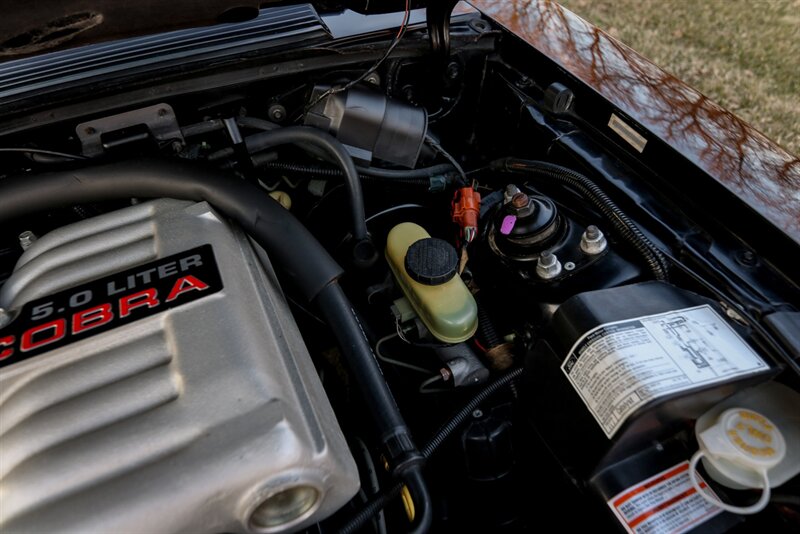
[690,383,800,515]
[690,407,785,515]
[698,408,786,472]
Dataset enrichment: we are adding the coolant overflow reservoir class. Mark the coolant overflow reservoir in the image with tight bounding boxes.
[386,223,477,343]
[689,381,800,514]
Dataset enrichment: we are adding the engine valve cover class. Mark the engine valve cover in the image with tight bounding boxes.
[0,199,358,533]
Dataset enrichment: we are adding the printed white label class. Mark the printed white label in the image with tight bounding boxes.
[609,461,722,534]
[609,113,648,153]
[562,305,767,438]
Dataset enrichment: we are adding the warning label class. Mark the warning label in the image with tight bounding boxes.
[562,305,767,438]
[609,461,722,534]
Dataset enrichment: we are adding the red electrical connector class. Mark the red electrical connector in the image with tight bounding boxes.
[451,186,481,244]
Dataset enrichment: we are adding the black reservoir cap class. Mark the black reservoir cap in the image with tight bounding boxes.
[405,238,459,286]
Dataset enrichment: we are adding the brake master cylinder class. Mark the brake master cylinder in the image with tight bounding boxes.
[386,223,477,343]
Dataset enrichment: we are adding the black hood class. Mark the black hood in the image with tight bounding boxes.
[1,1,428,59]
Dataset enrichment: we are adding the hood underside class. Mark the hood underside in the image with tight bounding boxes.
[1,0,425,59]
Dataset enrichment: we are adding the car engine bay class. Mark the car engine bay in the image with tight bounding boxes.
[0,7,799,534]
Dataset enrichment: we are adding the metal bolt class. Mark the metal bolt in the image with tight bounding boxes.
[539,251,556,267]
[580,225,607,255]
[739,250,757,266]
[536,250,562,280]
[723,304,746,324]
[516,75,532,88]
[84,126,96,135]
[564,261,576,271]
[439,367,453,382]
[268,104,287,123]
[510,192,537,216]
[472,409,484,419]
[364,73,381,86]
[511,192,529,209]
[19,230,37,251]
[504,184,521,204]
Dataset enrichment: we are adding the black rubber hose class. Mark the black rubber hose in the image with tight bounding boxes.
[182,120,371,247]
[261,161,455,180]
[208,126,370,246]
[315,284,424,467]
[0,156,430,529]
[358,163,456,179]
[401,468,433,534]
[316,283,429,533]
[236,116,280,132]
[491,158,669,281]
[338,367,524,533]
[0,158,342,302]
[259,161,431,189]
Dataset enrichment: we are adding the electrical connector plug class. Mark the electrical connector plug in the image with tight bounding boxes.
[452,186,481,244]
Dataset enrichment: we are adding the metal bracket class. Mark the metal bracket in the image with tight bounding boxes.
[76,103,183,157]
[426,0,459,62]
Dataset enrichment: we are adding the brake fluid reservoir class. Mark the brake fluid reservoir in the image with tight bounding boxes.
[386,223,477,343]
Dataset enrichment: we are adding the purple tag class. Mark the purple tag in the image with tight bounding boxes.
[500,215,517,235]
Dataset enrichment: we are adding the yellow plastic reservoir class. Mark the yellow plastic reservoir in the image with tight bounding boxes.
[386,223,478,343]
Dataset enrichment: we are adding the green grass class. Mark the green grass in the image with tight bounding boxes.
[558,0,800,155]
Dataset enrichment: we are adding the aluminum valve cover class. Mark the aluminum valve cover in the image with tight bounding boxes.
[0,199,359,533]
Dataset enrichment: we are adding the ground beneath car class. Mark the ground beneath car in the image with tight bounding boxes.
[559,0,799,156]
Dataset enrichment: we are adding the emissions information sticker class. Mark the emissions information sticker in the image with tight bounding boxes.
[561,305,767,438]
[609,461,722,534]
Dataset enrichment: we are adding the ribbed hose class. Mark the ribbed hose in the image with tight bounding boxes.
[338,367,524,534]
[476,301,502,349]
[491,158,669,281]
[341,487,404,534]
[421,367,523,456]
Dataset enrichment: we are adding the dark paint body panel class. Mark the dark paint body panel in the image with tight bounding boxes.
[471,0,800,245]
